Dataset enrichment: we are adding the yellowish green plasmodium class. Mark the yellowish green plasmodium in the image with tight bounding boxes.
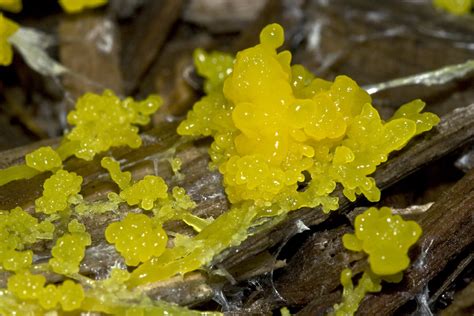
[343,206,422,275]
[333,207,422,315]
[178,23,439,213]
[6,271,85,312]
[0,22,431,315]
[105,213,168,266]
[59,0,108,13]
[332,269,382,316]
[0,90,162,187]
[82,23,435,291]
[433,0,473,14]
[72,191,122,215]
[0,61,214,316]
[120,175,168,210]
[49,220,91,275]
[25,146,62,172]
[169,157,183,178]
[0,207,54,271]
[7,270,46,300]
[129,202,258,286]
[65,90,162,161]
[35,169,83,214]
[391,99,440,136]
[77,268,222,316]
[101,157,131,190]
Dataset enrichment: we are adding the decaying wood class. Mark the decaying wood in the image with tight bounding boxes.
[0,1,473,314]
[59,13,124,98]
[121,0,184,94]
[183,0,268,34]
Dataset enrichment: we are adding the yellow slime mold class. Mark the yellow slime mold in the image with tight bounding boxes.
[65,90,162,161]
[178,23,439,212]
[333,207,422,315]
[343,206,422,275]
[101,157,131,190]
[0,207,54,271]
[332,269,382,316]
[120,175,168,210]
[25,146,62,172]
[35,170,83,214]
[105,213,168,266]
[59,0,108,13]
[49,220,91,275]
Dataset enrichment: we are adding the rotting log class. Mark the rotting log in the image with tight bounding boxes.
[121,0,184,94]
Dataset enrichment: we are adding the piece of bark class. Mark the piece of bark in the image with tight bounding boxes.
[183,0,268,34]
[136,25,213,124]
[121,0,183,94]
[244,226,355,311]
[142,272,215,307]
[108,0,146,19]
[0,115,36,151]
[59,13,123,99]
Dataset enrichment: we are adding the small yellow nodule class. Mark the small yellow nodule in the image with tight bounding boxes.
[343,207,422,276]
[59,0,108,14]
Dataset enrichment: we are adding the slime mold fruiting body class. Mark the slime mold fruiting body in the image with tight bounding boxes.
[178,23,439,213]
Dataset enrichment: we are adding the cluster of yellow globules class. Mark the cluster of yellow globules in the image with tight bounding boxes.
[35,170,83,214]
[25,146,62,172]
[0,90,183,314]
[49,220,92,275]
[119,175,169,211]
[0,90,162,186]
[8,272,85,311]
[332,268,382,316]
[178,24,439,213]
[0,207,54,272]
[66,90,162,161]
[0,21,435,315]
[105,213,168,266]
[333,206,422,315]
[343,207,422,276]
